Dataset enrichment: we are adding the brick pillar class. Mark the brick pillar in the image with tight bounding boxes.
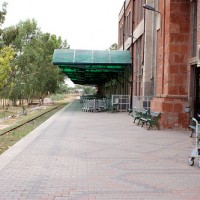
[151,0,190,129]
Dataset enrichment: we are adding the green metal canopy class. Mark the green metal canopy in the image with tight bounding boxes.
[52,49,132,85]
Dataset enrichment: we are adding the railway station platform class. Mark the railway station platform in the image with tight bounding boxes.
[0,99,200,200]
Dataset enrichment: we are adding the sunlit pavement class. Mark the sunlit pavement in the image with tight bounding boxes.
[0,99,199,200]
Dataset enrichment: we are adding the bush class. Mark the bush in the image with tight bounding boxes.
[50,94,65,101]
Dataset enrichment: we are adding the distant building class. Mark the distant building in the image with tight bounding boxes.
[118,0,198,129]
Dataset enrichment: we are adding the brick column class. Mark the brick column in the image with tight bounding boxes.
[151,0,190,129]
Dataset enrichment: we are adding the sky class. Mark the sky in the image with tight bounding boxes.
[1,0,124,50]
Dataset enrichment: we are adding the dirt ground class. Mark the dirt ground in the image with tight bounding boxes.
[0,95,77,154]
[0,95,77,131]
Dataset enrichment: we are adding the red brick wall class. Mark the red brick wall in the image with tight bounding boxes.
[151,0,190,129]
[118,8,124,48]
[157,0,190,96]
[118,0,133,49]
[134,0,145,26]
[197,0,200,45]
[124,1,133,41]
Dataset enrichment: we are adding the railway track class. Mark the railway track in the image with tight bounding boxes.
[0,104,63,137]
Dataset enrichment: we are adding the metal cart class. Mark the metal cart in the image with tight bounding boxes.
[188,118,200,167]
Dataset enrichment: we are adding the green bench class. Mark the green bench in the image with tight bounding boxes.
[127,108,133,115]
[136,109,149,125]
[140,111,160,130]
[132,110,141,123]
[108,103,119,113]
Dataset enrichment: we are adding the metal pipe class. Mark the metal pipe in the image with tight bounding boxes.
[143,1,146,66]
[130,0,134,108]
[162,0,166,94]
[123,1,126,50]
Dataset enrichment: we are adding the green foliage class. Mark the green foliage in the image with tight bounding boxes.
[61,39,70,49]
[2,26,17,46]
[109,43,118,50]
[83,86,97,95]
[0,16,70,105]
[57,83,68,94]
[0,46,16,90]
[0,2,7,30]
[14,19,39,53]
[50,94,65,101]
[0,1,70,105]
[0,2,7,48]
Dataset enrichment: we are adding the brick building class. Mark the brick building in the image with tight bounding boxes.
[118,0,198,129]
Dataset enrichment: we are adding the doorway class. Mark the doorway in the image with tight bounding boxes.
[193,65,200,117]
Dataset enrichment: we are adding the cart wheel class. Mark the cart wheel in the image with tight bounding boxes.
[188,157,194,166]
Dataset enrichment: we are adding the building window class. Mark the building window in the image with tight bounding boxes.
[126,11,131,35]
[191,0,197,57]
[119,25,123,48]
[137,0,145,24]
[135,36,143,96]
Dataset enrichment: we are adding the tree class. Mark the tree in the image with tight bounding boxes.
[0,2,7,48]
[57,83,69,94]
[25,32,66,103]
[0,2,7,33]
[0,46,16,90]
[62,39,70,49]
[6,19,69,104]
[0,46,16,107]
[83,86,96,95]
[109,43,118,50]
[0,17,70,106]
[13,19,39,54]
[2,26,17,46]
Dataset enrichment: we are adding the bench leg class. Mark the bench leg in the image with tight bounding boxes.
[147,122,159,130]
[137,119,141,126]
[133,117,139,123]
[141,120,147,127]
[146,121,151,130]
[190,130,194,138]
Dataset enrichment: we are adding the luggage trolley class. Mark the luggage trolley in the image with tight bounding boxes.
[188,118,200,167]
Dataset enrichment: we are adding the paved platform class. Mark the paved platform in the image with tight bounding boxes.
[0,99,200,200]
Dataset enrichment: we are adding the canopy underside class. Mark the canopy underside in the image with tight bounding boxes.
[52,49,132,85]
